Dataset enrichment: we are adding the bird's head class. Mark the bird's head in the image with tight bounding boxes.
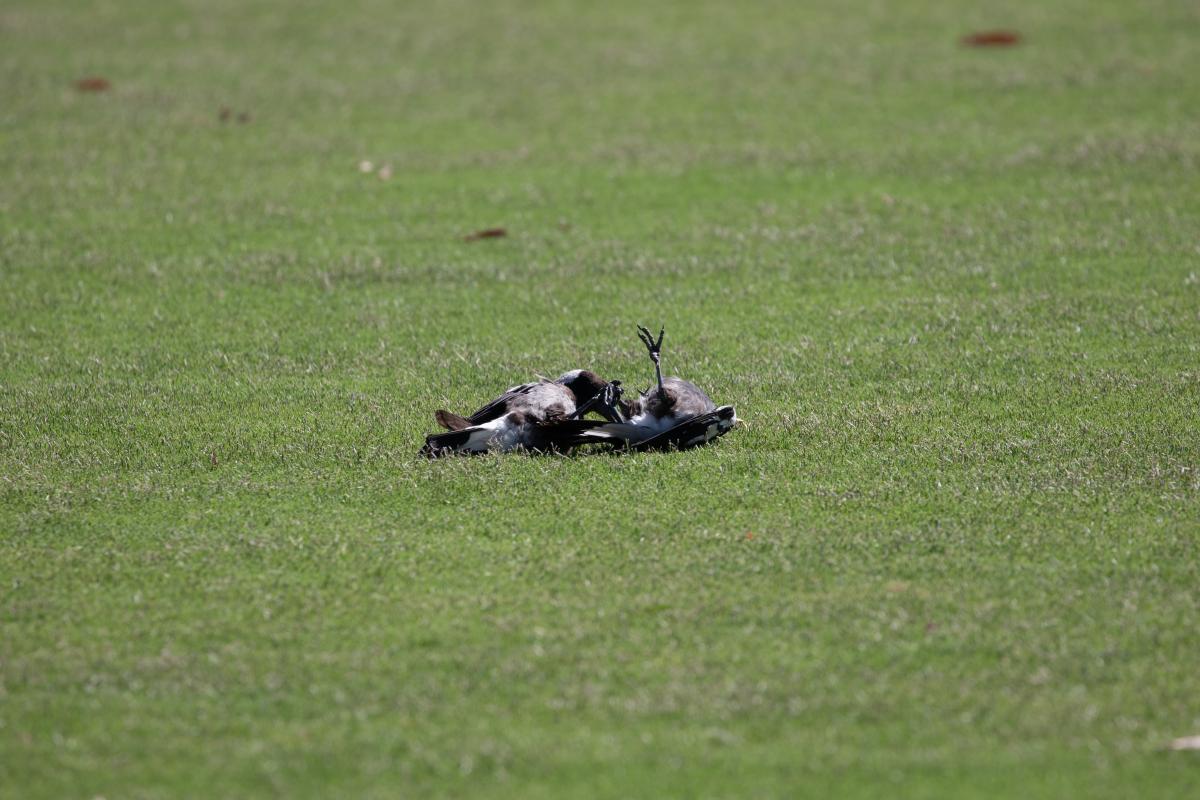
[555,370,607,403]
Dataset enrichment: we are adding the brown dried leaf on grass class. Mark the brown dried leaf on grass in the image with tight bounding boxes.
[75,77,111,92]
[463,228,507,242]
[961,30,1021,47]
[219,108,251,124]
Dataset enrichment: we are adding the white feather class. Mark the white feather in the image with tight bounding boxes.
[448,416,516,453]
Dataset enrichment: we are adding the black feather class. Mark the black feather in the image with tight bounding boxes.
[531,418,609,452]
[632,406,737,451]
[419,429,476,458]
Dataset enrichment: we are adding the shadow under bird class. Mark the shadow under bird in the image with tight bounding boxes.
[563,326,739,451]
[420,369,624,457]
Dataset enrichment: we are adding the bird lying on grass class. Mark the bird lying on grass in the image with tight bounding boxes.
[420,369,625,457]
[562,326,739,452]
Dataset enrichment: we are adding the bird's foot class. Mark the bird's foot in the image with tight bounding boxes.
[637,324,666,397]
[637,324,664,364]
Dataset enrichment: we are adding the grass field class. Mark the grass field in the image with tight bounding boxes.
[3,0,1200,796]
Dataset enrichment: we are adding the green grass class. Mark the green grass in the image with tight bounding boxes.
[3,0,1200,796]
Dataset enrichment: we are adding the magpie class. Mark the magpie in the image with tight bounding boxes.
[420,369,624,457]
[565,326,739,451]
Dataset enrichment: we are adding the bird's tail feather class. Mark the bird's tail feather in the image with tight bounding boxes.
[435,409,471,431]
[420,425,495,457]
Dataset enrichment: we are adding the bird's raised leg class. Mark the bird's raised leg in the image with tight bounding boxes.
[568,393,599,420]
[637,325,666,398]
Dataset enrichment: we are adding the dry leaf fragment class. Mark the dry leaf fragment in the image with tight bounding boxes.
[463,227,507,242]
[1169,736,1200,751]
[961,30,1021,47]
[378,164,393,180]
[75,77,111,92]
[358,160,375,173]
[218,106,232,122]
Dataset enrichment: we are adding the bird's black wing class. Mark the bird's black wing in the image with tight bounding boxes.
[466,382,540,425]
[528,418,613,452]
[632,406,738,452]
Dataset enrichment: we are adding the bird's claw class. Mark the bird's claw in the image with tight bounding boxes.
[637,325,664,362]
[602,381,616,405]
[599,380,625,422]
[571,380,626,423]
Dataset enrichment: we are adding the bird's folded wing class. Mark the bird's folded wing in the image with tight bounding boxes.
[466,382,537,425]
[548,406,738,451]
[531,418,639,450]
[631,406,738,452]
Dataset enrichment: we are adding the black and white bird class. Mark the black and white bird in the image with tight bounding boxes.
[566,326,738,451]
[420,369,624,457]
